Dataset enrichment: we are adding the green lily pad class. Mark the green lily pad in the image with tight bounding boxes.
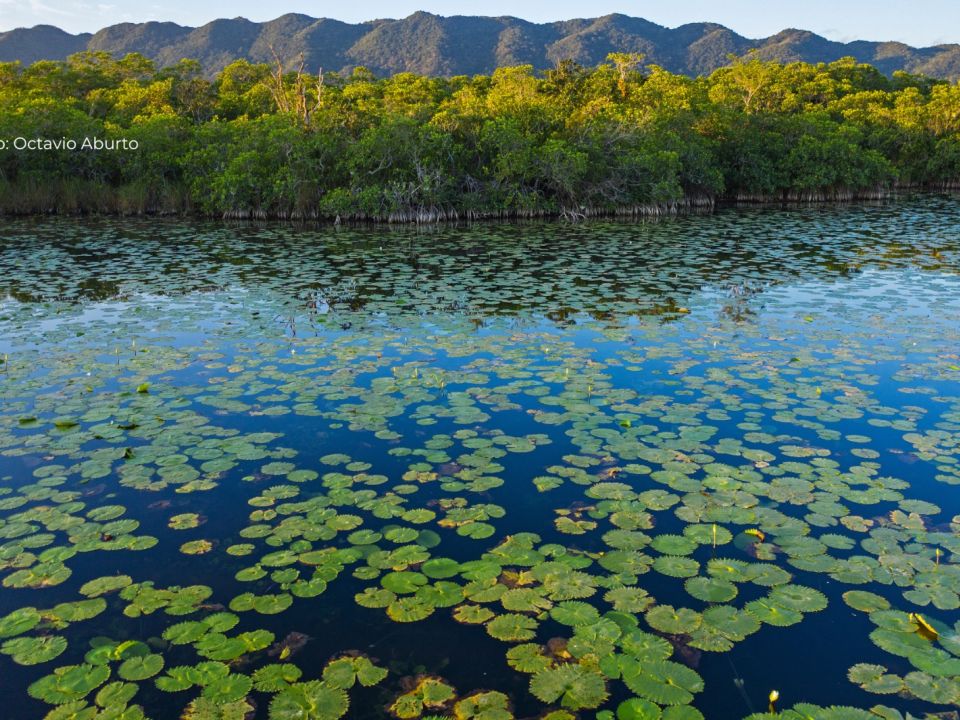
[387,596,435,623]
[356,588,396,609]
[506,644,552,673]
[28,664,111,704]
[684,577,738,603]
[768,585,828,613]
[422,558,462,579]
[453,604,495,624]
[51,600,107,623]
[617,698,662,720]
[382,571,428,594]
[253,664,303,692]
[903,671,960,704]
[389,676,456,718]
[156,666,201,693]
[530,664,608,710]
[163,622,210,645]
[454,691,512,720]
[269,681,349,720]
[502,588,552,613]
[0,607,41,639]
[202,673,253,704]
[650,535,698,556]
[646,606,702,635]
[652,556,700,578]
[169,513,203,530]
[79,575,133,598]
[847,664,904,695]
[487,614,538,642]
[322,656,388,689]
[183,697,256,718]
[622,659,703,706]
[118,654,164,681]
[1,635,68,665]
[843,591,890,613]
[744,600,804,627]
[605,588,654,613]
[94,680,138,708]
[551,601,601,627]
[180,540,213,555]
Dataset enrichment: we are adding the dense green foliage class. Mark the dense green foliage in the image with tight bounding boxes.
[1,51,959,220]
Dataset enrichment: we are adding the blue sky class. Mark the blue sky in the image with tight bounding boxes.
[1,1,956,47]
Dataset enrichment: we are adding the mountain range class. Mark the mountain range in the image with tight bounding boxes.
[2,11,960,80]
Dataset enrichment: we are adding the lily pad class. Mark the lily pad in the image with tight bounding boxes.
[529,664,609,710]
[646,606,703,635]
[28,664,111,704]
[269,681,349,720]
[487,614,538,642]
[684,577,738,603]
[1,635,68,665]
[118,654,164,681]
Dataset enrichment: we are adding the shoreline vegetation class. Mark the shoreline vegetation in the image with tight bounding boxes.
[2,51,960,221]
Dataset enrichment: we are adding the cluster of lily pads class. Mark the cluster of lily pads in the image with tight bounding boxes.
[1,201,960,719]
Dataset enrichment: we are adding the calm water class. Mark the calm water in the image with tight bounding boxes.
[1,198,960,720]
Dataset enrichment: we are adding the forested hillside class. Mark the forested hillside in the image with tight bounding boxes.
[4,13,960,80]
[1,51,959,220]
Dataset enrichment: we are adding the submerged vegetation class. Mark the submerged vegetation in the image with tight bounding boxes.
[1,52,960,219]
[1,203,960,718]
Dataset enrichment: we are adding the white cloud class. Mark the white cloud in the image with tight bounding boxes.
[28,0,77,16]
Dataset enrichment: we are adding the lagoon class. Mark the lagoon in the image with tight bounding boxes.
[2,198,960,720]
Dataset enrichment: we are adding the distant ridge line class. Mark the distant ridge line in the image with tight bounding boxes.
[2,11,959,79]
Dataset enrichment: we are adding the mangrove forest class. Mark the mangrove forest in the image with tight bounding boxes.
[1,52,960,219]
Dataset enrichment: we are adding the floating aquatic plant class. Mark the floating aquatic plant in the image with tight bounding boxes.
[487,614,538,642]
[454,691,512,720]
[389,676,456,719]
[28,664,111,705]
[269,681,349,720]
[612,697,662,720]
[1,635,68,665]
[321,656,388,689]
[3,209,960,719]
[529,664,608,710]
[645,606,702,636]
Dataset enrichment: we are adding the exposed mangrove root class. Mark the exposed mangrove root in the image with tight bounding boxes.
[2,183,957,224]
